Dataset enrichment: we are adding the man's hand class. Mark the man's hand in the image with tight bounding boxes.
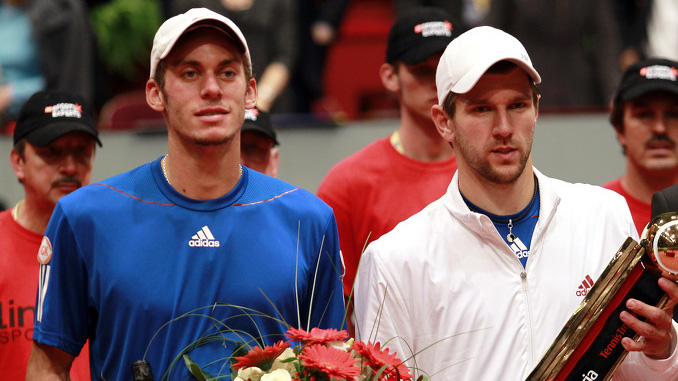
[620,277,678,359]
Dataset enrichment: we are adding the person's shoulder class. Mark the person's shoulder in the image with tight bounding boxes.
[365,199,446,259]
[544,175,628,209]
[241,169,333,214]
[0,209,12,227]
[322,137,392,176]
[600,177,622,192]
[58,161,157,209]
[318,137,393,193]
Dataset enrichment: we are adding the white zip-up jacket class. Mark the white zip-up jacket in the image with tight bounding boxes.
[354,169,678,380]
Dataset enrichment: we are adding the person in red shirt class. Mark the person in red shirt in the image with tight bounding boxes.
[603,58,678,235]
[0,91,99,380]
[316,7,462,334]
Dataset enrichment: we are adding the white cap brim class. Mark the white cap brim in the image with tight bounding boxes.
[149,8,251,79]
[436,26,541,103]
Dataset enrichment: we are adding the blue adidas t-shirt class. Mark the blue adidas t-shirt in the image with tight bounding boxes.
[33,157,345,380]
[462,182,540,267]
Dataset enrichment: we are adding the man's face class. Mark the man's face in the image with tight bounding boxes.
[618,92,678,172]
[395,54,441,123]
[148,28,257,148]
[12,132,96,209]
[240,130,278,177]
[448,66,538,184]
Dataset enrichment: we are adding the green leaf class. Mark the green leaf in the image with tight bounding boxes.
[183,355,216,381]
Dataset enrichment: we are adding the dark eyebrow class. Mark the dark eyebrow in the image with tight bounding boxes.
[171,58,241,69]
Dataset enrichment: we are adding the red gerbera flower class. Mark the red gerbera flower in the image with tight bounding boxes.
[352,341,413,380]
[298,344,360,380]
[232,340,291,370]
[286,327,349,344]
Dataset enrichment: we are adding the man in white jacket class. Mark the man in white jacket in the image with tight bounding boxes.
[354,26,678,380]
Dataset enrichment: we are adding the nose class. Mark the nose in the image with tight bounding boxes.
[651,115,668,135]
[200,73,223,99]
[59,154,78,175]
[493,108,513,139]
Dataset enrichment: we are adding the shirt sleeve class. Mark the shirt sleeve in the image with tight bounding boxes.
[32,202,89,357]
[614,320,678,379]
[304,211,346,331]
[354,244,413,368]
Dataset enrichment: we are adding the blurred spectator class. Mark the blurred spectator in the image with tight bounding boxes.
[170,0,297,113]
[394,0,464,28]
[291,0,349,114]
[1,90,100,380]
[646,0,678,62]
[0,0,94,130]
[317,8,459,329]
[240,107,279,177]
[394,1,491,35]
[612,0,678,72]
[0,0,44,129]
[611,0,651,71]
[603,58,678,235]
[482,0,621,110]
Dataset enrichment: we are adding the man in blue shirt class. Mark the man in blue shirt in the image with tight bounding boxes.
[26,8,345,380]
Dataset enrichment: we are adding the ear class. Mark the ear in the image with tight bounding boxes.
[10,148,26,183]
[146,79,166,112]
[431,104,454,143]
[245,78,258,108]
[268,147,280,178]
[379,63,400,93]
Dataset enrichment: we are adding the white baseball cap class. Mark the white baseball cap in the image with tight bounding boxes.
[436,26,541,103]
[149,7,251,79]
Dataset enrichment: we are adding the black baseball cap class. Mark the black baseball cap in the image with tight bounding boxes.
[13,91,101,147]
[385,7,461,65]
[614,58,678,103]
[242,107,278,145]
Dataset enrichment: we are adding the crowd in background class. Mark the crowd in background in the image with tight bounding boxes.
[1,0,677,133]
[2,1,678,379]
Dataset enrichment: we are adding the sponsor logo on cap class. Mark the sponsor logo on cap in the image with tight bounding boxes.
[244,108,260,122]
[44,103,83,119]
[640,65,678,82]
[414,21,453,38]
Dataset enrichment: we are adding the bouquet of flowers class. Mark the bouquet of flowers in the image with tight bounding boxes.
[224,327,416,381]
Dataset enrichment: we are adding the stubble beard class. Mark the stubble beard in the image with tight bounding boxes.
[456,135,532,185]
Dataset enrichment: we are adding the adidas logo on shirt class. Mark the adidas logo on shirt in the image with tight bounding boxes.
[188,226,220,247]
[510,237,529,259]
[576,275,594,297]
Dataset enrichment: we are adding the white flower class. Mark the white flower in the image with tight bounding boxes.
[236,366,265,381]
[328,339,351,351]
[261,369,292,381]
[270,347,297,373]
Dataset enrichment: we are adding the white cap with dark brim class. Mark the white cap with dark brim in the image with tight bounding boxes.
[149,7,251,79]
[436,26,541,103]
